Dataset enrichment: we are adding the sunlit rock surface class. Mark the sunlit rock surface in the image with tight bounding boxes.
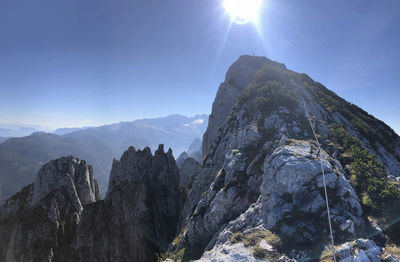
[2,55,400,261]
[0,157,100,262]
[170,56,400,261]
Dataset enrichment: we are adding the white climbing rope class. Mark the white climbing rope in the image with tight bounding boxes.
[303,100,337,262]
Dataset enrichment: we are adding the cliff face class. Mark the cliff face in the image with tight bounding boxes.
[0,146,181,262]
[0,157,100,262]
[1,55,400,262]
[74,145,181,262]
[170,56,400,261]
[202,56,273,156]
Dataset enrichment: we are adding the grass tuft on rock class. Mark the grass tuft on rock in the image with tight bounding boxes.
[232,228,282,248]
[230,228,283,260]
[156,249,185,262]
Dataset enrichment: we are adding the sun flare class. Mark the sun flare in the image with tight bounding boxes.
[223,0,263,24]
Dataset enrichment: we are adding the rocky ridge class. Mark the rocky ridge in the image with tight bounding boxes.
[1,55,400,261]
[74,145,181,262]
[169,55,400,261]
[0,146,181,262]
[0,114,208,205]
[0,157,101,262]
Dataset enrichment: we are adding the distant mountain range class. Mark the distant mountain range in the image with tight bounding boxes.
[0,127,38,137]
[0,114,208,203]
[53,127,88,135]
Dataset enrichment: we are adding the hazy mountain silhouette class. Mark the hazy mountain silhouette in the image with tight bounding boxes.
[0,114,208,203]
[53,127,88,135]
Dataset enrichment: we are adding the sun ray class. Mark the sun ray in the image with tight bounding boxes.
[210,20,233,76]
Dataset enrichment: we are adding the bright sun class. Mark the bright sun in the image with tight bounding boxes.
[223,0,263,24]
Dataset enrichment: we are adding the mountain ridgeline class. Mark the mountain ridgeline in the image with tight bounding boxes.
[0,114,207,204]
[1,55,400,261]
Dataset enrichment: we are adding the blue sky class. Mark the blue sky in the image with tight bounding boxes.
[0,0,399,133]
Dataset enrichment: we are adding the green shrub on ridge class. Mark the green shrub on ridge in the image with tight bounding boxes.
[330,124,400,210]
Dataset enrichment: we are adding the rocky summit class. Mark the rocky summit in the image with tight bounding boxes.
[0,157,101,262]
[74,145,181,262]
[1,55,400,261]
[171,55,400,261]
[0,146,181,262]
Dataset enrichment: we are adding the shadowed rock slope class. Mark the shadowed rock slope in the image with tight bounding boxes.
[74,145,181,262]
[0,157,101,262]
[0,145,181,262]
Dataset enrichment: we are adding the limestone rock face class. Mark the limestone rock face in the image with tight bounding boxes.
[74,145,181,262]
[197,243,258,262]
[177,140,363,259]
[0,146,181,262]
[169,56,400,261]
[336,239,382,262]
[260,142,362,236]
[0,157,100,262]
[32,156,100,210]
[202,55,273,157]
[2,55,400,262]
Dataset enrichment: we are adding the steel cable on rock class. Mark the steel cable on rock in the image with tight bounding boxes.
[303,100,337,262]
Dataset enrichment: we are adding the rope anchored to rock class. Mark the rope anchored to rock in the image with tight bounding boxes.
[303,100,337,262]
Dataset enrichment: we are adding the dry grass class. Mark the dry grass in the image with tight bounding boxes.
[156,249,185,262]
[230,228,283,260]
[319,245,342,262]
[231,228,282,248]
[384,244,400,259]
